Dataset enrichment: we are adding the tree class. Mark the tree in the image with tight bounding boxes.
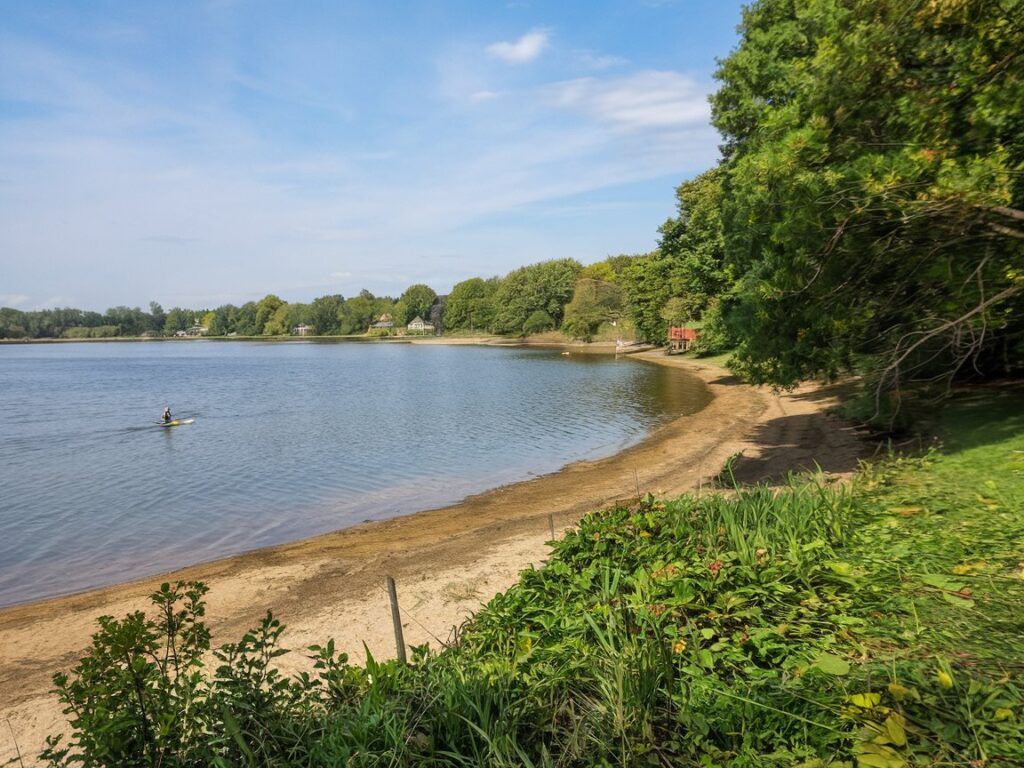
[307,294,345,335]
[342,290,393,333]
[255,295,285,335]
[104,306,150,336]
[711,0,1024,401]
[395,284,438,326]
[149,302,166,333]
[207,305,239,336]
[562,279,626,341]
[621,252,679,343]
[522,310,554,335]
[659,297,693,327]
[234,302,259,336]
[579,255,634,285]
[163,308,193,334]
[445,277,500,330]
[492,259,582,334]
[0,308,27,338]
[620,168,733,345]
[262,303,292,336]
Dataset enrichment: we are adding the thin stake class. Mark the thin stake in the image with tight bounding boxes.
[548,512,555,540]
[633,468,640,501]
[385,576,407,664]
[698,460,704,499]
[5,717,24,768]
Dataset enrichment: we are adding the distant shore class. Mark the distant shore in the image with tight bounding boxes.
[0,348,865,764]
[0,332,648,348]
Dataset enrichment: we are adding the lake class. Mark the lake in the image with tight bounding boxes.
[0,341,709,607]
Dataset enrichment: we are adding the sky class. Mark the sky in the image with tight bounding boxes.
[0,1,744,311]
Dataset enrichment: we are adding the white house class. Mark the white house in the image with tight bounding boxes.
[407,316,435,333]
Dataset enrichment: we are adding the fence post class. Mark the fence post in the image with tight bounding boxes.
[385,575,407,664]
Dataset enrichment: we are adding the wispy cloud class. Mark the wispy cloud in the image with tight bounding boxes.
[36,296,71,309]
[486,28,550,63]
[573,50,628,71]
[0,293,30,308]
[549,70,710,130]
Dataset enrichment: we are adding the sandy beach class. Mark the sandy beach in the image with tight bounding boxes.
[0,349,866,764]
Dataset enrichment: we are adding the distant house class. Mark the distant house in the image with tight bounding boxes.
[293,324,313,336]
[173,329,188,338]
[370,313,394,329]
[184,325,207,337]
[667,326,699,353]
[407,316,435,333]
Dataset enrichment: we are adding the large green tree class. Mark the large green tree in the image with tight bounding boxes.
[395,284,438,325]
[163,307,193,334]
[307,294,345,335]
[712,0,1024,400]
[445,277,501,331]
[206,305,238,336]
[492,259,582,334]
[254,295,285,335]
[562,278,626,341]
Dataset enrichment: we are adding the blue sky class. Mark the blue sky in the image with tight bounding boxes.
[0,1,744,311]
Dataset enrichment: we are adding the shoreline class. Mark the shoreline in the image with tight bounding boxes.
[0,350,867,763]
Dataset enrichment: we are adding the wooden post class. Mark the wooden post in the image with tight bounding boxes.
[385,576,407,664]
[697,460,703,499]
[548,513,555,540]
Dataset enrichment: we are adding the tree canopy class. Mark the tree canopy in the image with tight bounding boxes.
[711,0,1024,398]
[492,259,583,334]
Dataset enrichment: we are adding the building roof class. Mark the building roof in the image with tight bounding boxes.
[668,326,700,341]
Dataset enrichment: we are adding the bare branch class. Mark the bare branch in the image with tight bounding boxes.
[988,221,1024,240]
[990,205,1024,222]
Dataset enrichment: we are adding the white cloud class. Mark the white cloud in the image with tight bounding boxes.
[329,271,353,279]
[35,296,70,309]
[0,293,30,307]
[486,28,550,63]
[573,50,628,71]
[470,90,500,103]
[550,70,710,131]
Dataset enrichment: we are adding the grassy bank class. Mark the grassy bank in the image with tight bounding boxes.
[40,390,1023,767]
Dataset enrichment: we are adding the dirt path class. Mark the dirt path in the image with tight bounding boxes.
[0,352,866,764]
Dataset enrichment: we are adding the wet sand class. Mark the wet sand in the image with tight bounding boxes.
[0,350,866,763]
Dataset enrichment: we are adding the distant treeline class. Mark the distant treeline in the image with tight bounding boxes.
[0,254,696,345]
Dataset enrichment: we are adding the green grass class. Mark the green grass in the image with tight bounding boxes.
[38,391,1024,767]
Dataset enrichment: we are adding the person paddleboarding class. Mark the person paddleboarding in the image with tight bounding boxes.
[162,406,173,424]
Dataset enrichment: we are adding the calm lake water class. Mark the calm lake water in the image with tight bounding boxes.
[0,341,709,607]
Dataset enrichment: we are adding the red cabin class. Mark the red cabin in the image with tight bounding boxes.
[667,326,699,352]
